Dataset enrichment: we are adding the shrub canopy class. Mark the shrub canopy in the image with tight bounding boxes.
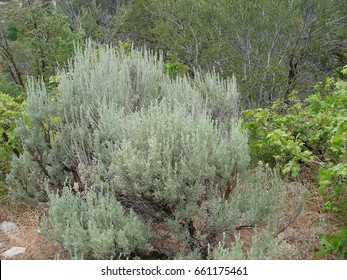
[8,43,287,259]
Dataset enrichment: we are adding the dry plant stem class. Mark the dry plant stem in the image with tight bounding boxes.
[273,187,306,238]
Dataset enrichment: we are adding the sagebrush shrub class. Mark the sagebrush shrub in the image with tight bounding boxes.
[40,181,152,260]
[213,231,289,260]
[8,43,289,259]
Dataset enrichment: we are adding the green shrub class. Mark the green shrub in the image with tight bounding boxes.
[243,66,347,211]
[163,52,190,79]
[0,93,23,178]
[317,227,347,260]
[9,43,289,259]
[243,66,347,260]
[0,73,25,99]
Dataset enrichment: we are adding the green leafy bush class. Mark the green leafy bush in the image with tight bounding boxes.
[9,44,289,259]
[244,66,347,260]
[0,93,23,178]
[0,73,25,99]
[163,53,190,79]
[243,66,347,210]
[317,227,347,260]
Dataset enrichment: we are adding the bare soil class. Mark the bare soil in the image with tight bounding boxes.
[0,199,68,260]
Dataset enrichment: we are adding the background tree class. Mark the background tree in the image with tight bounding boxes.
[115,0,347,108]
[56,0,129,43]
[0,0,84,87]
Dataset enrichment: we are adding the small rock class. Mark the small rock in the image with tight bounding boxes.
[1,247,26,258]
[0,221,19,233]
[0,242,3,248]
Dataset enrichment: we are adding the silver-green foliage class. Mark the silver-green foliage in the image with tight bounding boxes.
[103,103,249,219]
[41,182,151,259]
[6,81,68,203]
[205,166,282,232]
[213,231,288,260]
[9,43,287,259]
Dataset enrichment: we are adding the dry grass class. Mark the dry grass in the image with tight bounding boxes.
[0,194,67,260]
[275,167,340,260]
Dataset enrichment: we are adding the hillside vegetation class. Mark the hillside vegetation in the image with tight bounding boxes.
[0,0,346,259]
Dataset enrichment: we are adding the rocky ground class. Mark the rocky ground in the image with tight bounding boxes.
[0,201,67,260]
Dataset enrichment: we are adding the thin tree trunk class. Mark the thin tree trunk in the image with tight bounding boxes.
[284,55,298,104]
